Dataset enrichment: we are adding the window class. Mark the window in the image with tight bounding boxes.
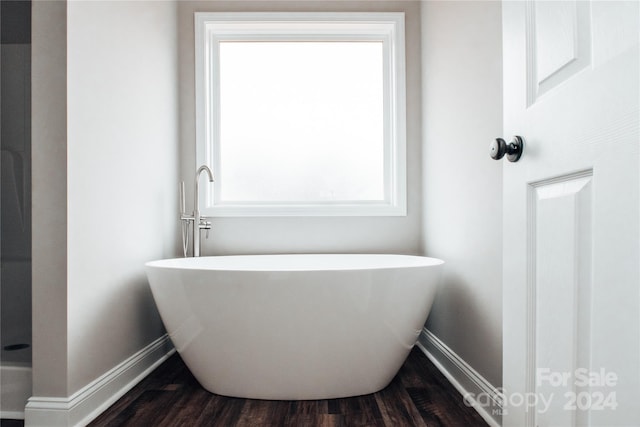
[195,12,406,216]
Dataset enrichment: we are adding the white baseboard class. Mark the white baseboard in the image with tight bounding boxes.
[24,334,175,427]
[417,328,503,427]
[0,364,32,419]
[20,330,496,426]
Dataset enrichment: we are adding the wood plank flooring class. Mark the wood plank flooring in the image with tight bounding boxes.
[88,347,488,426]
[1,347,489,426]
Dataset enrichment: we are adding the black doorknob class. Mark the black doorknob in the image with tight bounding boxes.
[490,136,524,162]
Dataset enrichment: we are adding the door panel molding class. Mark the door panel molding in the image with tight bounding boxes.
[526,0,592,106]
[526,169,593,427]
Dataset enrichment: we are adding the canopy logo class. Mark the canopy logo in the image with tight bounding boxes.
[463,368,618,416]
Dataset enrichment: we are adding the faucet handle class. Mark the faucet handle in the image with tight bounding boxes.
[200,219,212,239]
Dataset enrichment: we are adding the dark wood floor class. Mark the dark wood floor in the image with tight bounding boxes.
[1,347,488,426]
[90,347,486,427]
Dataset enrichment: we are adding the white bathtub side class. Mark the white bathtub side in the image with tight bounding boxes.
[146,255,443,400]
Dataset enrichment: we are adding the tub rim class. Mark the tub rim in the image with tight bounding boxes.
[145,253,444,273]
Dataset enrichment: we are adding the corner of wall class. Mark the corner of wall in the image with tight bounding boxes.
[31,0,69,399]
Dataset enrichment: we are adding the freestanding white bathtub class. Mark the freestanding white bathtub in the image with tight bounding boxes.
[145,254,443,400]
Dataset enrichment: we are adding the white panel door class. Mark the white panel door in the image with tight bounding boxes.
[502,1,639,426]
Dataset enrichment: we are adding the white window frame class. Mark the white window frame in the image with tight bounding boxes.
[195,12,406,217]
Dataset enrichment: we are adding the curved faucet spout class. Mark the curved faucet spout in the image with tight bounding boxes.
[197,165,214,183]
[194,165,215,257]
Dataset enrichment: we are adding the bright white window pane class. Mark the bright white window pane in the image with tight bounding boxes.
[218,41,384,203]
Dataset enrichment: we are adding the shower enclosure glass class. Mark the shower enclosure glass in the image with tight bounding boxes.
[1,0,33,419]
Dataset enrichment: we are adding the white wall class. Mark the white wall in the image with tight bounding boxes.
[177,1,423,256]
[31,0,179,400]
[65,0,179,394]
[420,0,504,388]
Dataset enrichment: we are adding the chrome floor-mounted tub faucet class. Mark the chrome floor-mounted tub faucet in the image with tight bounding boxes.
[180,165,214,257]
